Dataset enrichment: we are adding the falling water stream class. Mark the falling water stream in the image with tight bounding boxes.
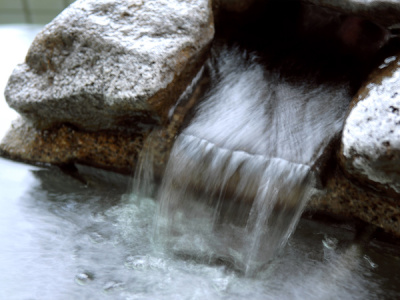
[1,25,400,299]
[153,47,350,275]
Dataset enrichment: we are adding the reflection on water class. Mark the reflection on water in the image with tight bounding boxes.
[0,157,399,299]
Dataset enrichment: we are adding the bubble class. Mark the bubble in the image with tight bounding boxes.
[75,272,94,286]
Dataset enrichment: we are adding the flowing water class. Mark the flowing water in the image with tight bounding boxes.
[1,158,400,299]
[1,25,400,299]
[153,47,350,275]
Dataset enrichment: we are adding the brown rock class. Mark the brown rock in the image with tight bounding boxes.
[0,118,145,174]
[307,165,400,238]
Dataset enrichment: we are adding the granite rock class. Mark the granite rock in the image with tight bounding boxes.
[0,61,208,174]
[340,55,400,197]
[4,0,214,131]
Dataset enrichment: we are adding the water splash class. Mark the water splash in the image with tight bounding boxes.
[151,46,351,276]
[155,134,313,275]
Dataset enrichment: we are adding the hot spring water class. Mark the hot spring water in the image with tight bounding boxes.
[139,47,352,275]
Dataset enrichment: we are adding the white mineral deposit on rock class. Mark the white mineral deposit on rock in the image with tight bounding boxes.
[342,58,400,194]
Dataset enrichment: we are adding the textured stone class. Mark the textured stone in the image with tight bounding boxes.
[340,55,400,197]
[0,118,144,174]
[5,0,214,131]
[0,63,208,175]
[307,165,400,238]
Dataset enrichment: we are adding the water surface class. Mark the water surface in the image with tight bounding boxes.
[1,158,400,299]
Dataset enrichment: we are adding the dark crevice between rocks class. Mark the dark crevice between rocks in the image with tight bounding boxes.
[58,163,88,185]
[312,133,342,189]
[214,0,400,95]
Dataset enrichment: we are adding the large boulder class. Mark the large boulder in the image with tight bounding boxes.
[1,0,214,172]
[4,0,214,131]
[340,55,400,197]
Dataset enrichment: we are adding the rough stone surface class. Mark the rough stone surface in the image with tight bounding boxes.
[340,55,400,197]
[0,118,145,174]
[5,0,214,131]
[0,64,208,175]
[302,0,400,27]
[307,165,400,238]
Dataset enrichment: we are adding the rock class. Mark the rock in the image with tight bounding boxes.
[0,118,144,174]
[302,0,400,28]
[306,164,400,238]
[340,55,400,197]
[4,0,214,131]
[0,56,208,174]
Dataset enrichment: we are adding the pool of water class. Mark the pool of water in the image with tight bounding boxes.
[1,157,400,299]
[1,25,400,300]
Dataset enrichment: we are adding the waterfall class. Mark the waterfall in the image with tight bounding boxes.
[154,134,313,275]
[137,47,351,276]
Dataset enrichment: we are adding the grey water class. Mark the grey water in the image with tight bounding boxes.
[153,47,350,275]
[1,157,400,299]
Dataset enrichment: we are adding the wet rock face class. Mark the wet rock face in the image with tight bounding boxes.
[5,0,214,131]
[298,4,390,61]
[302,0,400,27]
[307,164,400,239]
[340,55,400,197]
